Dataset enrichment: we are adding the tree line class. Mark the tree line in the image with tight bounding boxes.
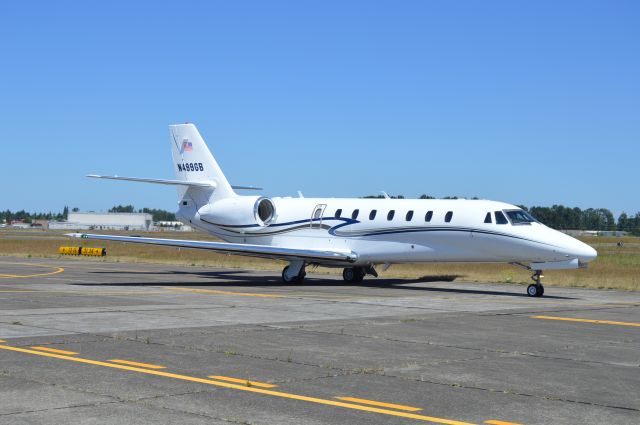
[1,205,176,223]
[108,205,176,222]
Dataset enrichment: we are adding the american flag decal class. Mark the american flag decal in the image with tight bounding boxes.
[182,139,193,152]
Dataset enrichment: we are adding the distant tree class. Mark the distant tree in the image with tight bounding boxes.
[109,205,135,213]
[62,206,69,220]
[599,208,616,231]
[13,210,30,221]
[419,194,435,199]
[72,207,80,212]
[362,194,405,199]
[140,208,176,222]
[618,212,629,231]
[630,212,640,236]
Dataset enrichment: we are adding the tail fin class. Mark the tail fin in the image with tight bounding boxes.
[169,124,236,202]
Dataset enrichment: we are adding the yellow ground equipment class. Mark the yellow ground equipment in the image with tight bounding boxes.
[58,247,106,256]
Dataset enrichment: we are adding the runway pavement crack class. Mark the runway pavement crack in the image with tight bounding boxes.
[0,318,84,336]
[485,303,640,318]
[279,324,640,369]
[86,330,351,372]
[379,371,640,413]
[132,391,259,424]
[0,399,124,418]
[0,368,253,423]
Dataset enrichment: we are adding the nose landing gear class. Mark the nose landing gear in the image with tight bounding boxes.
[527,270,544,297]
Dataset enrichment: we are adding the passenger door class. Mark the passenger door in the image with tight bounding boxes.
[310,204,327,229]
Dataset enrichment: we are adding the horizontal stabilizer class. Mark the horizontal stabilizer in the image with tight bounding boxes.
[66,233,358,263]
[88,175,260,190]
[87,175,216,188]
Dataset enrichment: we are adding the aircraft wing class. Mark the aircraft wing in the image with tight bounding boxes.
[66,233,358,263]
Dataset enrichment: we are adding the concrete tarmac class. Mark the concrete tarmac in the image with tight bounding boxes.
[0,256,639,425]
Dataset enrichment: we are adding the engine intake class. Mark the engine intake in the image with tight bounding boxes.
[254,197,275,225]
[198,196,276,227]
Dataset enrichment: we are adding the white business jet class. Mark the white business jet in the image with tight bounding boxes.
[69,124,597,297]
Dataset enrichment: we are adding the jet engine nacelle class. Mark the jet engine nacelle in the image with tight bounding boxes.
[198,196,276,227]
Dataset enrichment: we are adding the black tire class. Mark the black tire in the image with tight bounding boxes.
[282,266,293,283]
[343,267,365,283]
[353,267,365,283]
[527,284,540,297]
[538,285,544,297]
[282,266,305,284]
[343,267,355,282]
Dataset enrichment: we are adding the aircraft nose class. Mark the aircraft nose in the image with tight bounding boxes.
[574,241,597,263]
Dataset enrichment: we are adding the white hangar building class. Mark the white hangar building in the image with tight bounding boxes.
[50,212,153,231]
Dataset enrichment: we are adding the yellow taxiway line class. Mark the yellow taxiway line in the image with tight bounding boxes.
[208,375,277,388]
[164,286,286,298]
[109,359,166,369]
[484,420,524,425]
[0,290,174,296]
[31,346,78,355]
[336,396,422,412]
[0,262,64,279]
[0,344,482,425]
[531,315,640,328]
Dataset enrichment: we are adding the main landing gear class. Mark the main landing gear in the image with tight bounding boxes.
[342,267,365,283]
[527,270,545,297]
[282,260,306,284]
[342,266,377,283]
[280,263,378,285]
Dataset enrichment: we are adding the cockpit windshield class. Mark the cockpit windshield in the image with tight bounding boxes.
[505,209,538,225]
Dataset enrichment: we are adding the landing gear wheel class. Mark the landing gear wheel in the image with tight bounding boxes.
[527,284,540,297]
[527,270,545,297]
[343,267,365,283]
[282,266,306,284]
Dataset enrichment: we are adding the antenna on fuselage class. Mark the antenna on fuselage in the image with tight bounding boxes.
[297,190,304,198]
[380,191,390,199]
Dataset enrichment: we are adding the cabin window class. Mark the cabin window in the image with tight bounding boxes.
[484,212,492,223]
[445,211,453,222]
[505,209,537,225]
[406,210,414,221]
[351,209,359,219]
[335,208,342,218]
[369,210,377,220]
[425,211,433,222]
[387,210,395,221]
[495,211,508,224]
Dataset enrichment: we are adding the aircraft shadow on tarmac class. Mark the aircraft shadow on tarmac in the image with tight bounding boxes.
[75,270,575,299]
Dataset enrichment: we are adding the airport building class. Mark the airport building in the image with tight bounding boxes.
[49,212,153,231]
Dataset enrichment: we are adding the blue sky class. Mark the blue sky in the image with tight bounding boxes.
[1,1,638,217]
